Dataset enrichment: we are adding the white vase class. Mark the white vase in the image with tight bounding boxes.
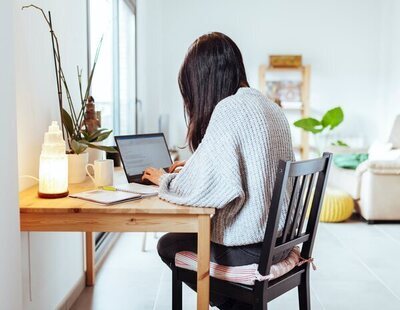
[68,152,89,184]
[314,132,334,155]
[87,142,105,165]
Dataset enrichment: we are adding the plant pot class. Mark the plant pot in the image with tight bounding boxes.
[87,142,105,165]
[313,132,335,156]
[68,152,89,184]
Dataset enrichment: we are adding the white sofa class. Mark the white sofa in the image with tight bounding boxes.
[328,116,400,223]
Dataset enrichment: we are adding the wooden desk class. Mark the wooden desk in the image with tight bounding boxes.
[19,170,215,310]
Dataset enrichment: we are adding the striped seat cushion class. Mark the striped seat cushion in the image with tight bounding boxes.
[175,246,303,286]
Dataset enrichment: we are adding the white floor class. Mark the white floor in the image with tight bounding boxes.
[72,219,400,310]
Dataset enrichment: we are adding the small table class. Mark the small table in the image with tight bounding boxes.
[19,170,215,310]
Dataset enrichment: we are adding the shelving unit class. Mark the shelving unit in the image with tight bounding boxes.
[258,64,311,159]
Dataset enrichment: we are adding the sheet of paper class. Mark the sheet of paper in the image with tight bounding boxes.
[115,183,159,196]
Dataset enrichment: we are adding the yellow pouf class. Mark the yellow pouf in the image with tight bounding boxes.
[318,188,354,222]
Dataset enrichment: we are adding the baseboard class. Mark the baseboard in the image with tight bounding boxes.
[56,274,86,310]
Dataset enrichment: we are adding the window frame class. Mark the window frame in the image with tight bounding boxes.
[86,0,137,253]
[86,0,137,136]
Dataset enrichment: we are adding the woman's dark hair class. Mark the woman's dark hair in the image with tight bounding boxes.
[178,32,249,151]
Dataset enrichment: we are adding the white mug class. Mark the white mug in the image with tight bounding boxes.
[85,159,114,187]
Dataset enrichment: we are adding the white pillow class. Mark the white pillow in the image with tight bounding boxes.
[389,115,400,149]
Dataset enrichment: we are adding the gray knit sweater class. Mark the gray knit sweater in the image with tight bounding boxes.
[159,87,294,246]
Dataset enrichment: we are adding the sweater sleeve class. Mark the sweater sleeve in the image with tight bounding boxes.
[158,102,245,209]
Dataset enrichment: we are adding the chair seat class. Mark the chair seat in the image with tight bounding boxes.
[175,246,301,286]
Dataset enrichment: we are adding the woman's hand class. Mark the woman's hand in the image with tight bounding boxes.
[168,160,186,173]
[142,167,166,186]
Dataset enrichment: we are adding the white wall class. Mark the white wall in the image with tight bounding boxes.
[15,0,87,308]
[137,0,398,153]
[379,0,400,137]
[0,0,23,309]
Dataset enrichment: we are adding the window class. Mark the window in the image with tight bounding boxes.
[88,0,136,253]
[88,0,136,138]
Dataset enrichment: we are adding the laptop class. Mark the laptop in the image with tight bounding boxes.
[114,133,172,184]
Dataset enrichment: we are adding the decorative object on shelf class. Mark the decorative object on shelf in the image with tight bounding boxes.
[259,60,310,159]
[269,55,302,68]
[38,121,68,198]
[84,96,100,134]
[82,96,107,163]
[266,80,302,103]
[67,152,89,184]
[294,106,347,153]
[22,4,116,157]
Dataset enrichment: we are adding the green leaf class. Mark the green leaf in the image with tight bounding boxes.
[293,118,324,134]
[321,107,344,130]
[87,128,107,141]
[331,140,349,147]
[95,130,112,142]
[81,128,110,142]
[81,130,90,140]
[79,140,117,153]
[62,108,74,137]
[71,139,88,154]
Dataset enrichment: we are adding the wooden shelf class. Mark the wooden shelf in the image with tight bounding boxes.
[259,63,311,159]
[265,66,305,72]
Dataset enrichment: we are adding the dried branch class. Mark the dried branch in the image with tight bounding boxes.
[22,4,68,142]
[21,4,50,26]
[76,36,103,127]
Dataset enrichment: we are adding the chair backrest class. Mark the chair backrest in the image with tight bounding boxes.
[257,152,333,276]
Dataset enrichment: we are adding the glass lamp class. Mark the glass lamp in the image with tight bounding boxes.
[38,121,69,198]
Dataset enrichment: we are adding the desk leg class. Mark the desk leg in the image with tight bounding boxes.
[197,215,211,310]
[85,232,95,286]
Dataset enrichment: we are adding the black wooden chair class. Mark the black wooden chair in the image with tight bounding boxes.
[171,152,333,310]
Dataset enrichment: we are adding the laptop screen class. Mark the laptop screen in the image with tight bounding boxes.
[115,134,172,177]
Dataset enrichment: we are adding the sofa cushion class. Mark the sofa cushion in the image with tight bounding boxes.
[175,246,306,286]
[368,160,400,175]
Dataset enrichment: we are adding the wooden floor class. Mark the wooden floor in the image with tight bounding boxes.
[72,218,400,310]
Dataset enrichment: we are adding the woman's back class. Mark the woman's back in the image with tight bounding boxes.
[159,87,294,246]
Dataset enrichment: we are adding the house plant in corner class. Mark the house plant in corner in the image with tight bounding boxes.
[294,106,347,155]
[22,4,116,183]
[60,54,115,183]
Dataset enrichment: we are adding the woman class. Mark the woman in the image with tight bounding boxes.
[143,32,294,309]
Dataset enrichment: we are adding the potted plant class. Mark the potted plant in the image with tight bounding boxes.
[294,106,348,154]
[22,5,116,183]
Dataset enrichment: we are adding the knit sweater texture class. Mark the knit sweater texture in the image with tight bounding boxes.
[159,87,294,246]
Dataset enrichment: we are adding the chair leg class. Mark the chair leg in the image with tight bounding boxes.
[298,269,311,310]
[253,289,267,310]
[172,267,182,310]
[253,302,268,310]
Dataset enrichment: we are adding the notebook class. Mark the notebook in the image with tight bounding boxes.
[70,190,141,205]
[69,183,159,205]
